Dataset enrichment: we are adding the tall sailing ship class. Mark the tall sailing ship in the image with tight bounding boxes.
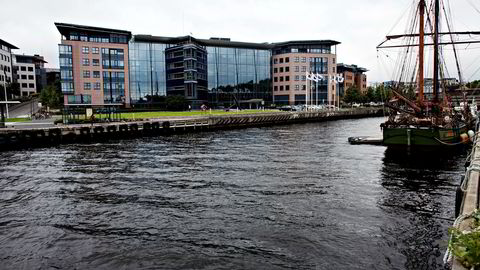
[377,0,479,147]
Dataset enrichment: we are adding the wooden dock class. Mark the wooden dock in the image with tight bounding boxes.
[0,108,383,151]
[449,132,480,270]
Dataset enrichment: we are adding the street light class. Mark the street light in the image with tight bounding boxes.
[3,66,8,119]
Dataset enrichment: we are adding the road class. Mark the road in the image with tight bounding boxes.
[7,99,40,118]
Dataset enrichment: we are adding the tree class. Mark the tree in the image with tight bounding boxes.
[343,87,361,104]
[366,87,375,102]
[40,84,62,109]
[165,95,188,111]
[6,83,20,97]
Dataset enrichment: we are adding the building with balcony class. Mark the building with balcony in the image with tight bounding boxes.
[337,63,368,96]
[0,39,18,87]
[272,40,340,105]
[55,22,131,107]
[13,54,47,96]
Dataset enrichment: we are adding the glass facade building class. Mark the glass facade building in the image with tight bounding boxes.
[128,41,168,103]
[207,47,271,106]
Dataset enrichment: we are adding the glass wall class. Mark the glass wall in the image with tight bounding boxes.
[129,41,167,103]
[59,44,74,94]
[207,47,271,106]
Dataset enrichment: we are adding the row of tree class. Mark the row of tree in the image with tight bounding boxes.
[342,85,393,104]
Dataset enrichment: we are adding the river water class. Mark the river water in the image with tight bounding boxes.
[0,117,467,270]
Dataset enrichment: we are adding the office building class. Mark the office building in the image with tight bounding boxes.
[272,40,340,105]
[13,54,47,96]
[56,22,341,108]
[55,23,131,106]
[0,39,18,87]
[337,63,368,96]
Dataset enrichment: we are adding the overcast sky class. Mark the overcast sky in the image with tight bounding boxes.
[1,0,479,83]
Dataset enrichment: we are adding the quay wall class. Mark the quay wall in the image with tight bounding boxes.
[0,108,383,151]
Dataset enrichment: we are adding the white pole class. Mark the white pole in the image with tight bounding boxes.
[305,72,308,110]
[316,78,318,106]
[3,80,7,119]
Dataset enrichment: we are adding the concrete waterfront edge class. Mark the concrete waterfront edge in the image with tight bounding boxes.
[0,108,383,151]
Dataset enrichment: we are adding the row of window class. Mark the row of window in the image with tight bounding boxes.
[273,57,290,64]
[82,47,100,54]
[273,76,290,82]
[21,83,35,89]
[275,57,335,64]
[19,66,34,72]
[0,53,10,63]
[83,70,101,78]
[273,85,309,91]
[0,64,11,73]
[84,82,101,90]
[0,75,11,82]
[19,74,35,80]
[82,58,100,66]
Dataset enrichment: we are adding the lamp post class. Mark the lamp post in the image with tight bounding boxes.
[3,66,8,119]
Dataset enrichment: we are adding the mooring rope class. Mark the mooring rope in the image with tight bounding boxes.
[443,210,478,266]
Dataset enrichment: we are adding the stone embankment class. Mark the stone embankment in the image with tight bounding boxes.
[0,108,383,150]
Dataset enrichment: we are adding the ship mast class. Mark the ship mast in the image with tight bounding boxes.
[418,0,425,105]
[433,0,440,102]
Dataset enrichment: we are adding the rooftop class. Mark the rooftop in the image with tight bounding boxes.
[55,22,132,38]
[14,54,47,63]
[134,35,273,50]
[337,63,368,73]
[0,38,19,50]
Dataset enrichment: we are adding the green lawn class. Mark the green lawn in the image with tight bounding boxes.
[95,109,277,119]
[5,118,31,122]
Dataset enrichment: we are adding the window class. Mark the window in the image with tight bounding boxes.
[84,82,91,90]
[21,66,26,71]
[286,85,290,91]
[92,59,100,66]
[286,76,290,81]
[21,83,27,88]
[29,83,34,88]
[83,70,90,78]
[302,85,306,90]
[274,68,278,73]
[92,47,99,54]
[294,57,299,63]
[280,85,284,91]
[82,58,89,66]
[279,58,284,63]
[274,58,278,64]
[285,57,290,63]
[59,45,72,54]
[274,86,278,91]
[82,47,89,54]
[295,85,300,91]
[295,66,299,72]
[28,75,34,80]
[280,67,284,73]
[93,71,100,78]
[21,75,27,80]
[27,67,33,72]
[295,75,300,81]
[280,77,284,82]
[302,75,306,81]
[301,57,306,63]
[332,67,336,73]
[333,58,336,64]
[274,77,278,82]
[301,66,307,72]
[94,82,101,90]
[285,67,290,72]
[61,70,73,80]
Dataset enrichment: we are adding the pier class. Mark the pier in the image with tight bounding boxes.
[448,126,480,270]
[0,108,382,150]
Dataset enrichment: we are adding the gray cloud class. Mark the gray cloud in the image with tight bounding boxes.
[1,0,479,83]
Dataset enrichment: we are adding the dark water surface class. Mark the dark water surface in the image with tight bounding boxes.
[0,117,467,269]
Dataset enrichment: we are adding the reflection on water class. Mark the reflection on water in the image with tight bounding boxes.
[0,117,467,269]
